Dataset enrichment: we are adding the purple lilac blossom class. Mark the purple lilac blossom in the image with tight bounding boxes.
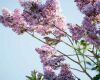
[0,0,66,36]
[21,0,66,36]
[57,64,75,80]
[0,8,28,34]
[82,16,100,46]
[81,3,94,15]
[44,66,57,80]
[35,45,63,69]
[94,1,100,14]
[82,16,93,29]
[46,55,65,70]
[69,24,85,40]
[1,8,13,27]
[35,45,56,65]
[36,45,75,80]
[85,36,100,46]
[11,9,28,34]
[74,0,93,10]
[75,0,100,17]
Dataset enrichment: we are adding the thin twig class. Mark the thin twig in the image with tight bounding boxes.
[70,67,83,73]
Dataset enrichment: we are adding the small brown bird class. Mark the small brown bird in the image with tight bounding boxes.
[44,37,61,45]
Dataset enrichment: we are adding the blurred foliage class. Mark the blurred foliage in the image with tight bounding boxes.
[26,70,44,80]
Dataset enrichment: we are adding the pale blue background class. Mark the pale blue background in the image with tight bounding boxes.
[0,0,92,80]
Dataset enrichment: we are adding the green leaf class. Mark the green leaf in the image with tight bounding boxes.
[91,66,98,70]
[93,74,100,80]
[31,71,37,80]
[26,76,33,80]
[80,40,88,49]
[77,48,82,54]
[26,70,44,80]
[86,61,92,66]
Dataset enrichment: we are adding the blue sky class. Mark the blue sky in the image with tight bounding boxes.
[0,0,92,80]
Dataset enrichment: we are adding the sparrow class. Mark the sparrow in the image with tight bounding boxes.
[44,37,61,45]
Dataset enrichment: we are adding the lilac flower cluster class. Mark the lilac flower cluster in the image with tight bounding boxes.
[74,0,93,11]
[82,16,100,46]
[69,24,85,40]
[0,0,66,37]
[81,3,95,15]
[36,45,75,80]
[94,1,100,14]
[57,64,75,80]
[0,8,28,34]
[80,0,100,46]
[69,0,100,46]
[22,0,66,37]
[75,0,100,15]
[44,66,57,80]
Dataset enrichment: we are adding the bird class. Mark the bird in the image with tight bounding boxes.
[44,37,61,45]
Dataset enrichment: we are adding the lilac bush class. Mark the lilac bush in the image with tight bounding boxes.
[0,0,100,80]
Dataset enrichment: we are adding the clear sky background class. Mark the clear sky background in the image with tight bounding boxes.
[0,0,93,80]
